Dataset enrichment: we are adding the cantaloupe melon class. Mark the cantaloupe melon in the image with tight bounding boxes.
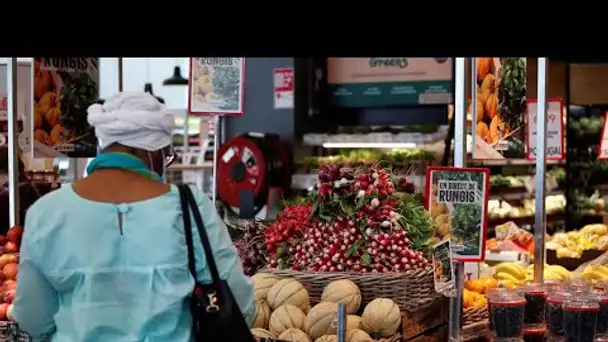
[321,279,361,314]
[251,272,281,301]
[361,298,401,337]
[305,302,338,340]
[251,328,276,339]
[278,328,312,342]
[347,329,373,342]
[267,278,310,311]
[347,315,362,331]
[252,300,271,329]
[315,335,337,342]
[269,304,306,335]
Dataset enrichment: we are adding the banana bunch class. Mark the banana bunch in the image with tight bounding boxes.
[494,262,527,287]
[579,265,608,281]
[525,264,571,282]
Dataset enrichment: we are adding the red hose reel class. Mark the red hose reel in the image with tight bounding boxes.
[216,133,291,215]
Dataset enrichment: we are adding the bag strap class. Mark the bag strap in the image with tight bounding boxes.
[178,184,221,284]
[178,184,197,278]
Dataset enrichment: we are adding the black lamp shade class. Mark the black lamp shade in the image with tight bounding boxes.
[144,83,165,104]
[163,66,189,86]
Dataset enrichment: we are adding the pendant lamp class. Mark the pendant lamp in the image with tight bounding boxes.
[144,83,165,104]
[163,58,189,86]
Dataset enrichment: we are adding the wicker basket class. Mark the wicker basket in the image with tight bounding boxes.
[463,306,489,326]
[0,322,30,342]
[255,333,401,342]
[264,268,442,312]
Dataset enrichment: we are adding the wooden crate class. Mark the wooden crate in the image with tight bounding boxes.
[401,298,448,340]
[405,325,447,342]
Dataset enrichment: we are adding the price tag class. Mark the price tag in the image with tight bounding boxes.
[526,99,565,161]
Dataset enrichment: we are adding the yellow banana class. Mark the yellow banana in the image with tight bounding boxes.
[581,269,608,280]
[496,263,525,280]
[585,265,608,279]
[544,270,562,281]
[546,265,571,280]
[594,265,608,275]
[495,272,523,284]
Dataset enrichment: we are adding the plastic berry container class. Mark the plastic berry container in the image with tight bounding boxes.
[523,325,547,342]
[489,290,526,340]
[563,294,600,342]
[597,289,608,339]
[520,283,548,325]
[487,287,510,332]
[544,279,563,291]
[567,278,592,291]
[545,290,569,337]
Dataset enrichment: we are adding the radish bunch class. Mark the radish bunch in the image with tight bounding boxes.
[234,221,268,276]
[264,165,431,273]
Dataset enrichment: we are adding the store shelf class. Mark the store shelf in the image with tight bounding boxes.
[488,211,566,227]
[302,127,448,148]
[168,162,213,171]
[469,159,563,166]
[489,187,564,200]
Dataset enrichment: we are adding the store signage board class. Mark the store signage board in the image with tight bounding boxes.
[472,57,527,160]
[0,63,32,152]
[32,57,99,158]
[525,98,565,161]
[188,58,245,116]
[273,68,294,109]
[598,111,608,160]
[432,239,455,296]
[425,166,490,262]
[327,58,453,107]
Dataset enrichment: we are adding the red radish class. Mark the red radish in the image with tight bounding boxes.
[3,280,16,292]
[3,263,17,281]
[3,242,17,254]
[3,289,15,304]
[0,254,17,269]
[6,304,13,321]
[0,235,7,245]
[0,303,8,320]
[6,226,23,244]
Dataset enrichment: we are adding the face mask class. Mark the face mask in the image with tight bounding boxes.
[147,150,167,182]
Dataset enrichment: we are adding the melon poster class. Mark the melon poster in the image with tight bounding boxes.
[32,57,99,158]
[472,58,527,160]
[327,58,453,107]
[188,58,245,116]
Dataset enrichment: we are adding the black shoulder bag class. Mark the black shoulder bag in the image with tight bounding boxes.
[178,184,255,342]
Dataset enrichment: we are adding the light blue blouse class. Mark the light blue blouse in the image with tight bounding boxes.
[13,184,254,342]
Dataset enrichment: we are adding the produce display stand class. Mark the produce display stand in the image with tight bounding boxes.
[453,58,550,341]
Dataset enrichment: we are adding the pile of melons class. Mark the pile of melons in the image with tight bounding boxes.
[250,273,401,342]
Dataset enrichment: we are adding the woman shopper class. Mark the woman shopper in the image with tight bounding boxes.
[12,92,255,341]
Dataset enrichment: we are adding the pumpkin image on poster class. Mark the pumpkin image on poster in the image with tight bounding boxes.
[32,57,100,158]
[472,57,526,158]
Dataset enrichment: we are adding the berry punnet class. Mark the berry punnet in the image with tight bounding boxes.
[264,165,435,273]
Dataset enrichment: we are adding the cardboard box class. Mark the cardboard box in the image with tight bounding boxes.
[401,299,448,340]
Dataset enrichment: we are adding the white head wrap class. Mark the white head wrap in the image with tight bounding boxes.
[87,92,175,151]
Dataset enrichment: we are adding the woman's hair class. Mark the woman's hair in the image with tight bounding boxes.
[0,146,26,181]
